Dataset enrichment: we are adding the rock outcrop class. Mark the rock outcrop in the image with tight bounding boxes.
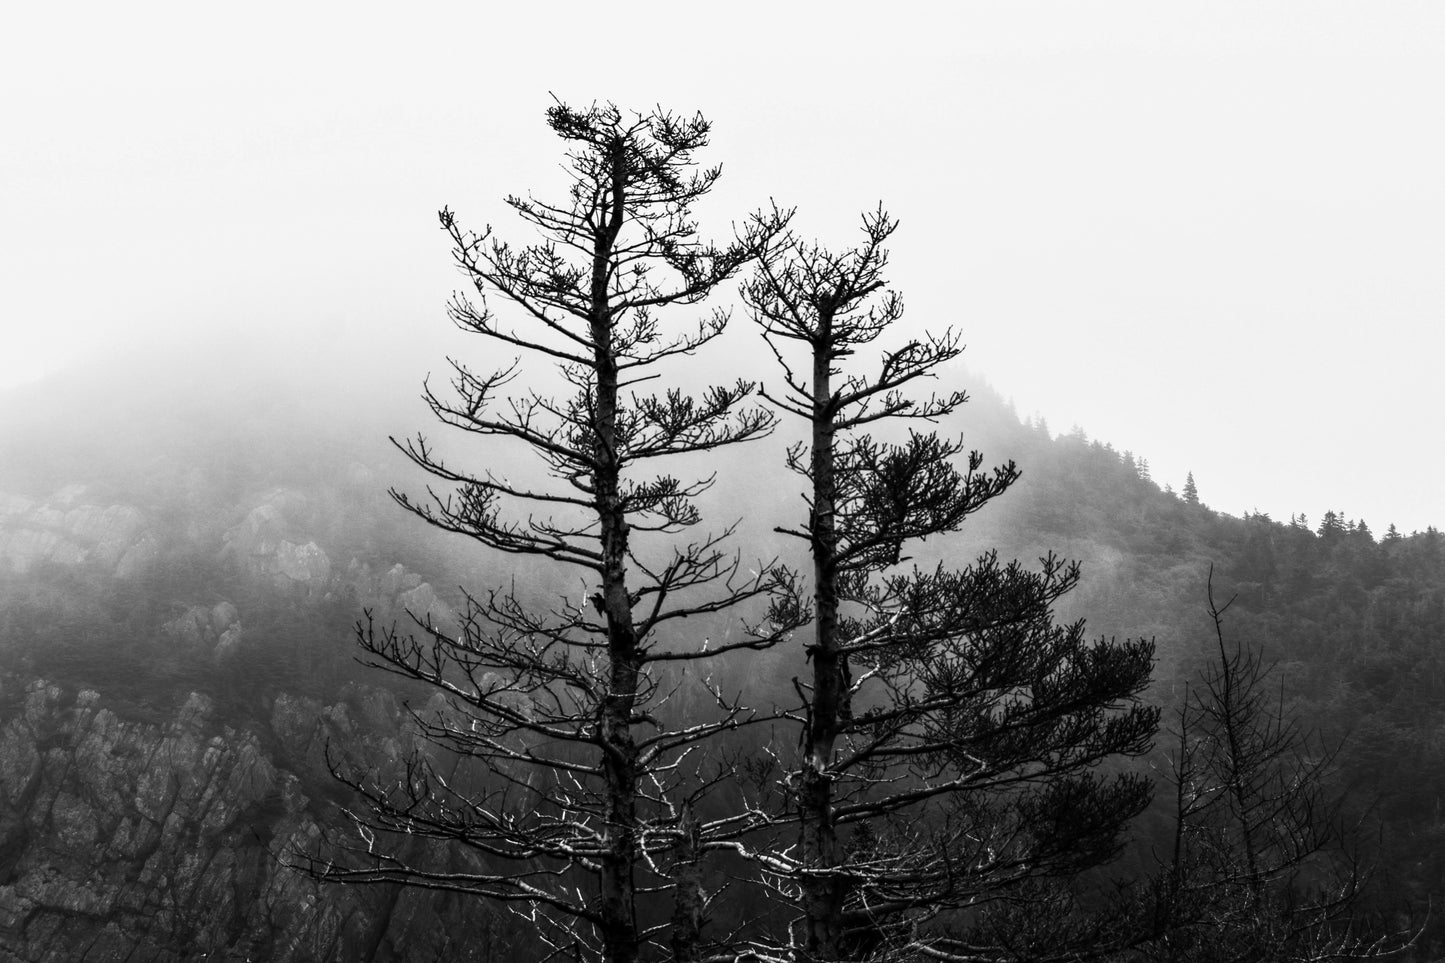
[223,495,334,594]
[161,601,245,662]
[0,677,498,962]
[0,489,155,579]
[344,561,458,633]
[0,472,495,961]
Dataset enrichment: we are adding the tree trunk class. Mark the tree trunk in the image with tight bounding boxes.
[670,805,706,963]
[593,145,640,963]
[801,317,846,961]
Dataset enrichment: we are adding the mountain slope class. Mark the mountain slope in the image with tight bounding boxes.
[0,355,1439,958]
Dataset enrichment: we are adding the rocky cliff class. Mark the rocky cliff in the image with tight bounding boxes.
[0,487,157,580]
[0,482,503,961]
[0,674,502,962]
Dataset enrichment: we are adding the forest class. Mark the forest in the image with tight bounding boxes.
[0,101,1441,963]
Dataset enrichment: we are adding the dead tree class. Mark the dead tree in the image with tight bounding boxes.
[737,208,1159,961]
[299,101,798,963]
[1133,570,1407,962]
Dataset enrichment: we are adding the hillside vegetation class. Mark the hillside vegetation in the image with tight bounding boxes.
[0,355,1437,958]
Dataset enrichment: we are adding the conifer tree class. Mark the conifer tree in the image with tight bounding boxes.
[1318,510,1346,539]
[738,209,1158,961]
[1182,472,1200,506]
[303,101,796,963]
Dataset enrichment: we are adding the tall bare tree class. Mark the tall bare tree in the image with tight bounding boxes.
[304,101,797,963]
[738,208,1159,961]
[1131,571,1405,962]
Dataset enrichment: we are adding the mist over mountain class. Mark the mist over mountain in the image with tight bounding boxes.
[1,344,1441,959]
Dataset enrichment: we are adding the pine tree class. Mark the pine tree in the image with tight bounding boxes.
[1182,472,1200,506]
[305,101,795,963]
[739,208,1157,960]
[1317,510,1346,539]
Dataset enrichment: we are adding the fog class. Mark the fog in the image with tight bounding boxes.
[9,10,1445,957]
[5,2,1445,530]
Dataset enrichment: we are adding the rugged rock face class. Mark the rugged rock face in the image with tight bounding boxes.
[345,561,457,628]
[162,601,245,662]
[0,483,458,644]
[223,496,334,594]
[0,480,495,961]
[215,491,454,627]
[0,676,499,963]
[0,489,157,579]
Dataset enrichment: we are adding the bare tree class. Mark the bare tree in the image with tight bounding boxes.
[1131,569,1406,962]
[299,101,798,963]
[735,208,1159,961]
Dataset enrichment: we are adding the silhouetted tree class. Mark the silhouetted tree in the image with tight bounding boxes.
[1318,511,1347,540]
[1134,570,1402,962]
[1183,472,1200,506]
[300,101,797,963]
[738,208,1159,961]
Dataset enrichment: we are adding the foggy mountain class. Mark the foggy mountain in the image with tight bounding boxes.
[1,342,1441,960]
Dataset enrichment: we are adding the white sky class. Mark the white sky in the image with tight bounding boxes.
[3,2,1443,531]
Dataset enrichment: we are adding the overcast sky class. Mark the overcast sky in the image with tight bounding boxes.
[3,2,1443,531]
